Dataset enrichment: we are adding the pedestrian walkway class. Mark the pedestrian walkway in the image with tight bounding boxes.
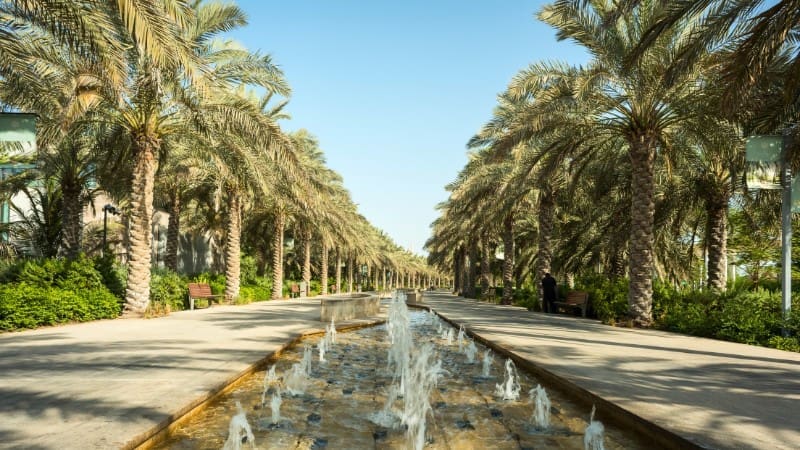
[2,293,798,449]
[0,299,383,450]
[422,292,800,450]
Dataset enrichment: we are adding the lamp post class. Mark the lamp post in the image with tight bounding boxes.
[102,204,119,257]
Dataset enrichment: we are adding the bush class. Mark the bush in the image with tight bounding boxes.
[150,269,188,312]
[0,283,120,331]
[94,254,127,298]
[238,285,272,303]
[575,276,628,323]
[716,289,783,345]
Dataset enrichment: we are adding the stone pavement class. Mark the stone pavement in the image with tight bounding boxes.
[421,292,800,450]
[2,293,798,450]
[0,298,384,450]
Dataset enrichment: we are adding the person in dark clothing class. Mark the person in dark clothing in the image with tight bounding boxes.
[541,272,557,313]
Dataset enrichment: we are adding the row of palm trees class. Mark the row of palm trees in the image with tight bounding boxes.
[426,0,799,326]
[0,0,441,314]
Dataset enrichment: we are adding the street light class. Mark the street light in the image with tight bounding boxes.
[102,204,119,257]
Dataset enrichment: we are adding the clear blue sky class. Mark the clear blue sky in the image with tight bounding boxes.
[230,0,588,254]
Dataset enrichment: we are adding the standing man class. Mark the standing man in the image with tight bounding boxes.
[541,272,557,313]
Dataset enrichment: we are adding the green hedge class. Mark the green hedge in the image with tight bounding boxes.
[0,284,120,331]
[578,276,800,352]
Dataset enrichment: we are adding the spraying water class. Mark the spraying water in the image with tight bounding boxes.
[284,362,308,396]
[584,406,606,450]
[326,318,337,344]
[400,343,445,450]
[221,401,255,450]
[482,349,493,377]
[456,325,466,350]
[530,384,551,429]
[318,338,327,363]
[261,365,278,406]
[445,328,455,345]
[464,340,478,364]
[495,358,522,401]
[387,292,412,391]
[270,388,282,424]
[301,345,313,376]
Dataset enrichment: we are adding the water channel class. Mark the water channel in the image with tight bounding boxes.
[156,297,647,449]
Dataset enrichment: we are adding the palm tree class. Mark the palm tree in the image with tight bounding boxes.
[520,0,718,325]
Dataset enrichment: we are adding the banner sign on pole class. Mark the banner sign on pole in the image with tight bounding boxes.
[745,135,783,190]
[0,113,36,143]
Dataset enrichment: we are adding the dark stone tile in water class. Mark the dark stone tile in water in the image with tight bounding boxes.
[375,381,385,388]
[434,401,446,409]
[326,379,337,385]
[342,388,353,395]
[438,387,447,393]
[307,413,322,424]
[311,437,328,449]
[252,404,261,410]
[490,408,503,418]
[455,419,475,430]
[372,428,388,440]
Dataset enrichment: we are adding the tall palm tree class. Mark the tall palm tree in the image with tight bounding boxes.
[524,0,716,325]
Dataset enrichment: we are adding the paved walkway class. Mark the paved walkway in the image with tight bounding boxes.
[2,293,798,449]
[422,292,800,450]
[0,298,383,450]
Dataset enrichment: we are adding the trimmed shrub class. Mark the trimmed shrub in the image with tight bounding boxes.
[0,283,120,331]
[150,269,188,312]
[238,285,272,303]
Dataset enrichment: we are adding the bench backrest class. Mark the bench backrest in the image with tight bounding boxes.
[188,283,214,298]
[565,291,589,304]
[291,284,300,293]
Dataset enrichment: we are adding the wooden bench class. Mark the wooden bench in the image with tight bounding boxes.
[552,291,589,317]
[188,283,224,310]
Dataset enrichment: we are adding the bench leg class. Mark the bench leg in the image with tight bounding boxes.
[190,297,195,311]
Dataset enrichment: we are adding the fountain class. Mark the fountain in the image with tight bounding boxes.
[530,384,551,430]
[157,306,647,449]
[399,343,444,450]
[495,358,521,401]
[445,327,455,345]
[456,324,466,350]
[326,318,337,344]
[260,365,278,406]
[270,388,282,424]
[283,362,308,396]
[221,401,255,450]
[317,339,327,363]
[482,349,494,377]
[464,339,477,364]
[301,345,312,376]
[584,405,606,450]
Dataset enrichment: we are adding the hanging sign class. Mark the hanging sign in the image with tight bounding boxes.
[0,113,36,143]
[745,135,783,190]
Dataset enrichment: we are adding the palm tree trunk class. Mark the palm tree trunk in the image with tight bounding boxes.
[124,140,158,315]
[468,243,479,298]
[706,199,728,291]
[165,192,180,271]
[224,190,241,301]
[347,253,354,293]
[502,213,514,305]
[453,248,461,294]
[335,249,342,294]
[321,244,329,295]
[627,136,657,326]
[302,231,311,297]
[373,266,379,291]
[382,267,387,293]
[480,237,491,297]
[535,191,555,310]
[271,211,285,300]
[61,180,82,260]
